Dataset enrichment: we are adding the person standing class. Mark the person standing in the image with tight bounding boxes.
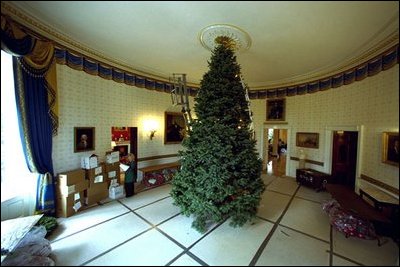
[125,153,137,197]
[278,139,286,153]
[268,139,273,158]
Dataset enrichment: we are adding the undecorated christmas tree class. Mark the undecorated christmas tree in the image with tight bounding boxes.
[170,39,265,233]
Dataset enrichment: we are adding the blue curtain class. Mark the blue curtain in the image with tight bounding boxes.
[2,17,56,216]
[1,27,34,55]
[13,58,54,174]
[13,55,56,216]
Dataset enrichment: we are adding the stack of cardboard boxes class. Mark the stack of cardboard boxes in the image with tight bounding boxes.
[56,169,88,217]
[105,151,125,200]
[84,163,109,206]
[105,162,120,186]
[56,153,125,218]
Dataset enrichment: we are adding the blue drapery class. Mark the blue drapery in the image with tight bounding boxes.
[13,57,55,174]
[2,17,56,216]
[13,54,56,216]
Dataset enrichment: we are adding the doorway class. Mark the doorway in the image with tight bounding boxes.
[111,126,138,165]
[331,131,358,189]
[111,126,138,195]
[263,127,288,177]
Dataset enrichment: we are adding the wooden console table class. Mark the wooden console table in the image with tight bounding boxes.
[326,184,393,245]
[326,184,390,223]
[359,184,399,210]
[359,184,399,243]
[296,168,330,192]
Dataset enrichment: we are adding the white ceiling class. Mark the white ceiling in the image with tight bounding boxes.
[5,1,399,89]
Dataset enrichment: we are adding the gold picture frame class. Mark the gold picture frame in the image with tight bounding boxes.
[382,132,399,167]
[74,127,95,153]
[266,98,285,122]
[164,112,185,144]
[296,132,319,149]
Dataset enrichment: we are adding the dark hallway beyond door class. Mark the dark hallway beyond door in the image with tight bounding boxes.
[331,131,358,189]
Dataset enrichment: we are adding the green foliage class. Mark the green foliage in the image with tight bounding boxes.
[171,44,265,233]
[36,216,58,236]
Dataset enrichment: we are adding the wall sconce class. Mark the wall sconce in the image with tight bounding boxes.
[144,119,158,140]
[149,129,156,140]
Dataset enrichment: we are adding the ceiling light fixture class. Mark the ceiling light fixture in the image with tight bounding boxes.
[199,24,252,52]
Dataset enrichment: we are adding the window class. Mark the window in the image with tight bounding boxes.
[1,50,36,215]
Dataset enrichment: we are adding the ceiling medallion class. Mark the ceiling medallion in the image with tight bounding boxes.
[199,24,251,52]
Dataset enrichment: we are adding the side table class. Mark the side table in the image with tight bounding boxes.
[359,184,399,244]
[296,168,331,192]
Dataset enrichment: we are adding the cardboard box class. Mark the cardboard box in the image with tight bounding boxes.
[85,163,106,186]
[107,170,118,179]
[109,179,118,187]
[57,191,84,218]
[104,162,120,186]
[81,154,98,169]
[57,179,89,197]
[105,162,120,172]
[58,169,85,186]
[106,151,120,164]
[109,185,125,199]
[85,182,108,206]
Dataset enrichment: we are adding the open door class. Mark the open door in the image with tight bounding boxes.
[331,131,358,189]
[111,127,138,193]
[263,128,287,177]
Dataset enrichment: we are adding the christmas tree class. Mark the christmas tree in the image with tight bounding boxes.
[170,39,265,233]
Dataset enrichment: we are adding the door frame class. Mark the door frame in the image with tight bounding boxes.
[261,123,291,176]
[324,125,364,192]
[129,126,138,176]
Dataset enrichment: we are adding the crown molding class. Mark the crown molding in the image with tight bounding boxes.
[1,1,199,86]
[2,1,398,90]
[251,31,399,90]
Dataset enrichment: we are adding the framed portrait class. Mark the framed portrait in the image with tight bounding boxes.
[382,132,399,167]
[74,127,95,153]
[164,112,185,144]
[296,132,319,149]
[266,98,285,121]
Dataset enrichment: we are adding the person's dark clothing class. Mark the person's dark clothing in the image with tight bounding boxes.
[125,160,137,197]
